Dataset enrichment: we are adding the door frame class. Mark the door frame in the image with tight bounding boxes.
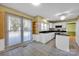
[5,13,22,49]
[5,13,32,49]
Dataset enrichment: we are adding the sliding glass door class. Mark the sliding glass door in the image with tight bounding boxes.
[7,14,21,46]
[6,14,32,47]
[23,19,32,42]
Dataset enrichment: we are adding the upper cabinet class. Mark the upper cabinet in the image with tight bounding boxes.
[32,16,50,34]
[53,22,67,29]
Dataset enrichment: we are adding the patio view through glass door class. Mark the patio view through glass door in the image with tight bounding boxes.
[6,14,32,47]
[23,19,32,42]
[7,15,21,46]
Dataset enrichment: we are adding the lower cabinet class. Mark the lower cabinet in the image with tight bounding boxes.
[33,33,54,44]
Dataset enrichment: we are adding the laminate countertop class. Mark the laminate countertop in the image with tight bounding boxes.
[55,33,70,36]
[39,31,66,33]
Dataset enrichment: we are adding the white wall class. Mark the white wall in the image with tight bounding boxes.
[0,39,5,51]
[76,19,79,46]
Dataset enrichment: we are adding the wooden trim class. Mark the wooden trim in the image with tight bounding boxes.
[0,11,5,39]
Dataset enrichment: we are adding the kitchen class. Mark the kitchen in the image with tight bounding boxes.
[32,16,78,52]
[0,3,79,56]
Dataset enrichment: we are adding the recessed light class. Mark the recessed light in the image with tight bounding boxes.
[60,16,66,20]
[32,3,40,6]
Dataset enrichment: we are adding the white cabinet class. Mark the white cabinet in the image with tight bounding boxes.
[53,22,67,28]
[38,22,49,31]
[56,35,69,52]
[49,23,53,28]
[33,33,54,44]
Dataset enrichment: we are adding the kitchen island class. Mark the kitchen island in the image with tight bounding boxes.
[33,31,66,44]
[55,33,70,52]
[33,32,55,44]
[33,30,70,52]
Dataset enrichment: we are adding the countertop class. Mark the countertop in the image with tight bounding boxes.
[39,31,66,33]
[55,33,69,36]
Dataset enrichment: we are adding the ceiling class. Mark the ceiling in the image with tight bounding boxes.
[1,3,79,21]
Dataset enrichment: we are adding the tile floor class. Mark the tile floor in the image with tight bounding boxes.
[0,40,76,56]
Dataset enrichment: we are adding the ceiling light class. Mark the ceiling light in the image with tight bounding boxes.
[60,16,66,20]
[32,3,40,6]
